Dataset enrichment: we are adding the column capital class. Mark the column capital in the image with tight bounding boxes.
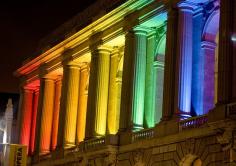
[90,45,112,55]
[62,57,80,67]
[133,26,149,36]
[177,2,200,13]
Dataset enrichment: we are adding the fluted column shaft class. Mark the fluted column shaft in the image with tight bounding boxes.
[153,61,164,123]
[19,87,34,153]
[162,7,178,120]
[175,3,194,117]
[107,50,120,134]
[76,65,89,143]
[217,0,236,104]
[29,88,40,155]
[58,64,80,148]
[39,78,55,154]
[120,28,147,131]
[51,77,62,150]
[86,47,111,138]
[144,31,156,128]
[201,42,216,114]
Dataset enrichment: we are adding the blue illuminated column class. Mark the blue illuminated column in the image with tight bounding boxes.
[191,7,204,115]
[176,2,195,118]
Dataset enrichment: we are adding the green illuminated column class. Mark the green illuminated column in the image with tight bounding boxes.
[144,31,156,128]
[120,27,147,131]
[86,46,111,138]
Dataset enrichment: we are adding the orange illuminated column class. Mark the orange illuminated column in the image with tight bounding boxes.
[39,77,55,154]
[60,63,80,147]
[29,88,40,155]
[19,87,34,153]
[76,65,89,143]
[51,76,62,150]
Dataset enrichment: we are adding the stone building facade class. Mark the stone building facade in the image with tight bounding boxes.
[15,0,236,165]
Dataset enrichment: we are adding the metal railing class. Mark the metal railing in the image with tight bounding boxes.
[179,115,208,131]
[132,128,154,142]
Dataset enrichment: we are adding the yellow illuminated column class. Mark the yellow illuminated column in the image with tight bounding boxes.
[86,46,111,138]
[51,76,62,150]
[59,63,80,147]
[39,77,55,154]
[107,49,120,134]
[76,65,89,143]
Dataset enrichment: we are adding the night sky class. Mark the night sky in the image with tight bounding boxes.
[0,0,96,93]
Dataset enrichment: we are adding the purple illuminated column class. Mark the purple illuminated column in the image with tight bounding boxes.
[175,2,195,118]
[201,41,216,114]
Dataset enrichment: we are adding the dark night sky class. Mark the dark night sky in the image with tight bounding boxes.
[0,1,96,93]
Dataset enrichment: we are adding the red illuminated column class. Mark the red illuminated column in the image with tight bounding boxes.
[39,77,55,154]
[29,88,40,155]
[51,76,62,150]
[19,87,34,153]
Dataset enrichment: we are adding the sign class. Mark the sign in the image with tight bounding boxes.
[3,144,27,166]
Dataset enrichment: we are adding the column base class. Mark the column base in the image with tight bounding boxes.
[174,111,191,120]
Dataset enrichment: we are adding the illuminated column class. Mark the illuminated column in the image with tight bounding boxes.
[86,46,111,138]
[191,8,204,115]
[29,88,40,154]
[19,87,34,152]
[107,49,120,134]
[39,77,55,154]
[201,41,216,114]
[162,7,178,120]
[58,63,80,147]
[76,65,89,143]
[144,31,156,128]
[217,0,236,104]
[153,61,164,123]
[120,27,147,131]
[175,2,195,118]
[51,76,62,150]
